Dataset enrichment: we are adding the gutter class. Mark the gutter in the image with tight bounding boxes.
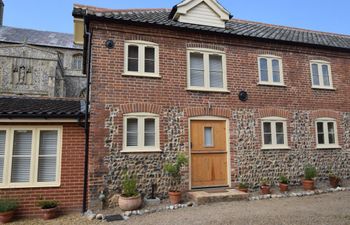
[82,17,92,214]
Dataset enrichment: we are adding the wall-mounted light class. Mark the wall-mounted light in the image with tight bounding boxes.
[105,40,115,49]
[238,91,248,102]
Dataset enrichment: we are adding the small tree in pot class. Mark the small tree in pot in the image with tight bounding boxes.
[164,153,188,204]
[118,173,142,211]
[237,182,249,193]
[303,165,317,190]
[279,175,289,192]
[328,172,341,188]
[0,199,17,224]
[37,199,59,220]
[260,178,271,195]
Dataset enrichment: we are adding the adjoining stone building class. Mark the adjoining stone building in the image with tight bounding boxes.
[74,0,350,210]
[0,0,85,97]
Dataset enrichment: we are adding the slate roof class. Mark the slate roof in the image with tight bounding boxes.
[0,97,85,119]
[0,26,82,50]
[73,5,350,51]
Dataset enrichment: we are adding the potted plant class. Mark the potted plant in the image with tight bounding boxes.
[118,173,142,211]
[303,164,317,191]
[329,172,341,188]
[0,199,17,224]
[164,153,188,204]
[260,178,271,195]
[279,175,289,192]
[37,199,59,220]
[237,182,249,193]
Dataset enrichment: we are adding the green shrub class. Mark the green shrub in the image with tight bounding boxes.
[121,173,138,197]
[304,165,317,180]
[238,182,249,189]
[0,199,18,212]
[164,153,188,191]
[37,200,59,209]
[279,175,289,184]
[260,178,270,186]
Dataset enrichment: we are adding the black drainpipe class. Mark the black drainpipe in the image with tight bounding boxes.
[82,20,92,214]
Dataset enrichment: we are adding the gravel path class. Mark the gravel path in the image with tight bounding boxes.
[11,191,350,225]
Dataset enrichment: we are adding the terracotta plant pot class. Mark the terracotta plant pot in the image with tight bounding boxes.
[329,176,341,188]
[279,183,289,192]
[118,194,142,211]
[238,188,248,193]
[260,185,271,195]
[0,211,15,224]
[303,179,315,191]
[41,207,58,220]
[168,191,182,204]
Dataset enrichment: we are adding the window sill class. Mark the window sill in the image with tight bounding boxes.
[312,86,336,91]
[122,72,161,78]
[261,146,291,150]
[316,145,341,150]
[0,183,61,189]
[186,88,230,93]
[121,149,162,153]
[257,83,286,87]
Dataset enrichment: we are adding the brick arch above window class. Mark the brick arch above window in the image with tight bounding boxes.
[186,43,226,52]
[258,108,290,119]
[185,107,231,118]
[310,110,341,121]
[120,103,162,115]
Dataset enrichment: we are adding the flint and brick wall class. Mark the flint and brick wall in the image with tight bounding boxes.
[0,123,85,217]
[88,20,350,208]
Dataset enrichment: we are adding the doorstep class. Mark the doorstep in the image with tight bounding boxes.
[187,188,249,205]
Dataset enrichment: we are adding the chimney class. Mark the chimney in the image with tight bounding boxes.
[0,0,4,26]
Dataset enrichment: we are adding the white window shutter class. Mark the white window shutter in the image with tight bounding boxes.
[38,131,58,182]
[209,55,223,88]
[190,53,204,87]
[11,130,32,183]
[0,131,5,183]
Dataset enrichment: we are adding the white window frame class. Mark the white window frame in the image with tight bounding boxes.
[123,40,160,77]
[310,60,333,89]
[258,55,285,86]
[0,126,62,189]
[187,48,228,92]
[261,117,289,150]
[122,113,160,153]
[315,118,340,149]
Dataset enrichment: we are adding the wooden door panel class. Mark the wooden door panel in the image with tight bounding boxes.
[190,120,228,188]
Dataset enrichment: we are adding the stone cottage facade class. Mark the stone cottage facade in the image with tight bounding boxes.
[74,0,350,209]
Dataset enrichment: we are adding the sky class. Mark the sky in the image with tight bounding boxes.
[3,0,350,35]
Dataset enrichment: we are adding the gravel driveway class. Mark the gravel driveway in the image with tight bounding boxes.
[11,191,350,225]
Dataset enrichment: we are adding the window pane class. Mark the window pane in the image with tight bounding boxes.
[38,131,58,182]
[263,122,272,145]
[127,119,138,146]
[264,134,272,145]
[317,122,324,144]
[204,127,213,147]
[128,45,139,72]
[272,59,280,83]
[322,65,330,86]
[312,64,320,86]
[263,122,271,133]
[0,131,5,183]
[11,130,32,183]
[259,58,268,82]
[190,53,204,87]
[209,55,223,88]
[144,119,155,147]
[276,134,284,145]
[276,122,284,145]
[72,54,83,70]
[276,122,284,133]
[328,122,335,144]
[145,47,155,73]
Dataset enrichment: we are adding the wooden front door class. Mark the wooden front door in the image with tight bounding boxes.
[190,120,228,188]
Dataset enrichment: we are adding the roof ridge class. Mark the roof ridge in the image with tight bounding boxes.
[74,4,171,13]
[0,26,74,36]
[229,18,350,38]
[0,95,82,102]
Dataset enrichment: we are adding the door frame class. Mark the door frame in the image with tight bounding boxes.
[188,116,231,189]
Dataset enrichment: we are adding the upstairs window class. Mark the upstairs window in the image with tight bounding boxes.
[261,117,289,149]
[187,48,227,92]
[124,41,159,77]
[258,55,284,86]
[123,113,160,152]
[315,118,339,149]
[72,54,83,71]
[310,61,333,89]
[0,126,62,188]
